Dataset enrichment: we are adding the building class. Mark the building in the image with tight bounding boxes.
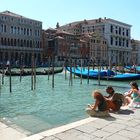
[131,39,140,65]
[0,10,42,67]
[59,18,132,65]
[43,28,89,66]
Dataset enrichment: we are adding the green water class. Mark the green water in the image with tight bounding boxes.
[0,71,137,134]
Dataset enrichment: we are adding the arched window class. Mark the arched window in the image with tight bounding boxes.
[27,40,29,47]
[24,40,26,47]
[8,38,10,46]
[17,39,20,46]
[21,40,23,47]
[4,38,7,45]
[1,38,4,45]
[14,39,16,46]
[30,40,32,47]
[11,39,13,46]
[18,27,20,34]
[14,27,16,34]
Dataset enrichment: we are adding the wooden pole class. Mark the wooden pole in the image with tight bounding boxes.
[2,62,4,85]
[98,62,101,86]
[20,68,22,82]
[74,61,76,79]
[48,56,50,80]
[52,55,54,88]
[9,64,12,93]
[80,58,82,84]
[31,54,34,90]
[33,57,36,90]
[92,60,95,70]
[64,60,67,80]
[87,62,90,84]
[0,74,1,95]
[69,58,73,86]
[20,56,22,82]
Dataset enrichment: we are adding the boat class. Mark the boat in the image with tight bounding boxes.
[125,66,140,73]
[0,68,63,76]
[66,67,140,81]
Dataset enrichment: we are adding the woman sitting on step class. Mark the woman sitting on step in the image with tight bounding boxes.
[86,90,110,117]
[124,81,140,107]
[105,86,124,112]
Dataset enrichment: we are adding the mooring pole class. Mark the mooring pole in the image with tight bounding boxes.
[20,67,22,82]
[52,55,54,88]
[31,54,34,90]
[9,64,12,93]
[74,61,76,79]
[2,62,4,85]
[48,56,50,80]
[69,58,73,86]
[33,57,36,90]
[64,60,67,80]
[20,56,23,82]
[80,58,82,84]
[87,62,90,84]
[0,74,1,95]
[98,62,101,86]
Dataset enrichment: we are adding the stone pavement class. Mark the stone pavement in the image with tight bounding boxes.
[21,107,140,140]
[1,107,140,140]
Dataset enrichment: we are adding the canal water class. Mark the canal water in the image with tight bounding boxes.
[0,70,137,134]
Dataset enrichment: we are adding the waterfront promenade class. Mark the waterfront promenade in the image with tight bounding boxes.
[0,107,140,140]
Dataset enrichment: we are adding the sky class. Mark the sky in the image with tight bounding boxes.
[0,0,140,39]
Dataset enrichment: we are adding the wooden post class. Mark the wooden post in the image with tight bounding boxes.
[31,54,34,90]
[20,68,22,82]
[87,62,90,84]
[74,61,76,79]
[52,55,54,88]
[33,57,36,90]
[80,58,82,84]
[92,60,95,70]
[9,64,12,93]
[20,56,23,82]
[98,62,101,86]
[48,56,50,80]
[0,74,1,95]
[69,58,73,86]
[2,62,4,85]
[64,60,67,80]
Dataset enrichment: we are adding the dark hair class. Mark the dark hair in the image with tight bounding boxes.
[130,81,139,90]
[106,86,114,92]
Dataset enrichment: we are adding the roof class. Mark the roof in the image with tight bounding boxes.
[0,10,42,23]
[55,36,64,39]
[60,18,132,28]
[46,28,57,32]
[56,30,74,35]
[105,18,132,27]
[0,10,26,18]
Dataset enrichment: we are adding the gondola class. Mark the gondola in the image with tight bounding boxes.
[0,68,63,76]
[66,67,140,81]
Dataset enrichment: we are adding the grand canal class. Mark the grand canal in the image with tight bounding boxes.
[0,70,138,134]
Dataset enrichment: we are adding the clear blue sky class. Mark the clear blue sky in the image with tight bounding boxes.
[0,0,140,39]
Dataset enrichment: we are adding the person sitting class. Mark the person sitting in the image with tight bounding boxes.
[105,86,124,112]
[86,90,110,117]
[105,86,115,99]
[124,81,140,107]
